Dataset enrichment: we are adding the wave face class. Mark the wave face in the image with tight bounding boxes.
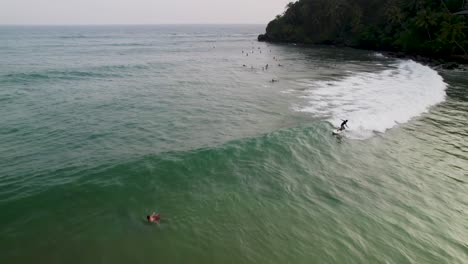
[296,60,447,138]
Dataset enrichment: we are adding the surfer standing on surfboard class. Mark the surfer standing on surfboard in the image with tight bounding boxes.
[339,120,349,131]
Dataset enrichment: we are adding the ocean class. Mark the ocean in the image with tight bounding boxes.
[0,25,467,264]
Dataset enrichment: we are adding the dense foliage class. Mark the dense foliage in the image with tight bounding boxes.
[259,0,468,57]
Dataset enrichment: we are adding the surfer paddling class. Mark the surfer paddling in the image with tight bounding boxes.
[147,212,161,223]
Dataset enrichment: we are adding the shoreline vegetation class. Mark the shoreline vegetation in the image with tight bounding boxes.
[258,0,468,69]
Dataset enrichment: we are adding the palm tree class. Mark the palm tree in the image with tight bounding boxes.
[385,4,406,29]
[404,0,426,13]
[286,2,295,10]
[439,0,451,13]
[438,18,467,54]
[415,9,437,40]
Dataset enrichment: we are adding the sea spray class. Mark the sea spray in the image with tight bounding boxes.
[295,60,447,138]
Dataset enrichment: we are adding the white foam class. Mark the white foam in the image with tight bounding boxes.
[296,60,447,139]
[281,89,295,94]
[373,52,386,58]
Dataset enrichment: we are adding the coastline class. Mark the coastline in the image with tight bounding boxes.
[258,36,468,71]
[380,51,468,71]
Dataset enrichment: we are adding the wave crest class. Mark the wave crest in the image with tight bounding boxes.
[296,60,447,138]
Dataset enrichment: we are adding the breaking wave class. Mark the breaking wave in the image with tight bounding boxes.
[295,60,447,138]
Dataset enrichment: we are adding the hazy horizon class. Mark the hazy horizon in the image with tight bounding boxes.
[0,23,270,26]
[0,0,291,25]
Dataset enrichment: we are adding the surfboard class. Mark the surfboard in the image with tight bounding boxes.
[332,129,343,135]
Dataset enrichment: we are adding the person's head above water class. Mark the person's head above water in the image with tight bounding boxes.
[147,212,160,223]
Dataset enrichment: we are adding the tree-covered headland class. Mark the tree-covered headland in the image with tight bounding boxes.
[259,0,468,60]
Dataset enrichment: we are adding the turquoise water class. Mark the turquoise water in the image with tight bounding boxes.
[0,25,467,263]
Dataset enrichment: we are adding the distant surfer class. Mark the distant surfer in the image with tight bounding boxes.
[147,212,160,223]
[339,120,349,131]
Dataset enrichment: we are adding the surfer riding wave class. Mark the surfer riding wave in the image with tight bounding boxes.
[339,119,348,131]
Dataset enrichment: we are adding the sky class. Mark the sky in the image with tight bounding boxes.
[0,0,292,25]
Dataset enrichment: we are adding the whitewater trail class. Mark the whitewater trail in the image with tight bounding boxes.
[295,60,447,139]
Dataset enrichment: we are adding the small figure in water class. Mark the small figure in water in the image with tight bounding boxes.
[147,212,160,223]
[339,120,349,131]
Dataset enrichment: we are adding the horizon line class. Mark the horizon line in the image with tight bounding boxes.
[0,23,267,26]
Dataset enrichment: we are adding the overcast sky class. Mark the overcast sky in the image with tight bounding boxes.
[0,0,292,25]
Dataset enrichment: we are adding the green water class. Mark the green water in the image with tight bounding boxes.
[0,25,467,264]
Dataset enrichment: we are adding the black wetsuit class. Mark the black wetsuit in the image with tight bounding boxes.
[340,120,348,130]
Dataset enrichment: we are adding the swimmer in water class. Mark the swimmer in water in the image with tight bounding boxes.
[147,212,160,223]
